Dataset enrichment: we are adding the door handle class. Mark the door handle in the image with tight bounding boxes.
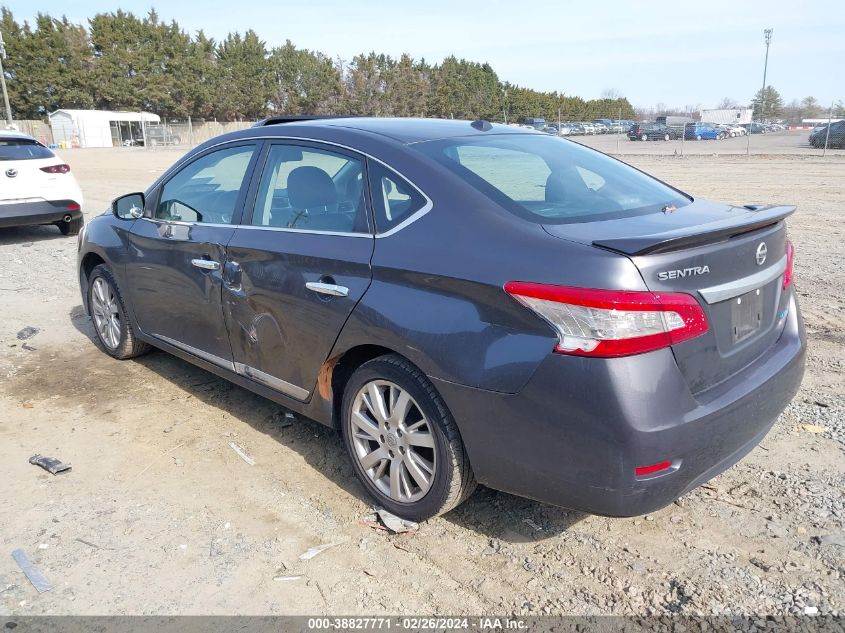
[306,281,349,297]
[191,258,220,271]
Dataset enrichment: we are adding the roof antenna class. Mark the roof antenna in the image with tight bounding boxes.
[470,119,493,131]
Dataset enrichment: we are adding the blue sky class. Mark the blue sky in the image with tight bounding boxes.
[7,0,845,109]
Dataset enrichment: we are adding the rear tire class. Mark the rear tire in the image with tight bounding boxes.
[340,354,476,521]
[696,134,702,141]
[87,264,150,360]
[58,216,83,236]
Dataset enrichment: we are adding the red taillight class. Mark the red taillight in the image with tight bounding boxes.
[783,239,795,290]
[67,203,80,211]
[504,282,709,358]
[40,164,70,174]
[634,461,673,477]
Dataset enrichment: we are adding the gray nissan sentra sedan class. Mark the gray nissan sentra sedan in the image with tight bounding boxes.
[77,117,806,521]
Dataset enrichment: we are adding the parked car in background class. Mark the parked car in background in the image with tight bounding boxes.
[581,122,597,135]
[726,125,747,137]
[77,117,806,521]
[685,123,724,140]
[593,122,610,134]
[568,123,586,136]
[145,125,182,147]
[628,123,679,141]
[0,130,84,235]
[809,120,845,148]
[521,117,546,131]
[744,122,768,134]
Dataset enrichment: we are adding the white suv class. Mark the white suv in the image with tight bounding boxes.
[0,130,84,235]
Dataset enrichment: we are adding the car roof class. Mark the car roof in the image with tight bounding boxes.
[246,117,540,144]
[0,129,37,141]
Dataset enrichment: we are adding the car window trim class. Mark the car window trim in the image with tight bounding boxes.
[240,139,375,237]
[144,140,262,226]
[169,134,432,238]
[366,160,434,238]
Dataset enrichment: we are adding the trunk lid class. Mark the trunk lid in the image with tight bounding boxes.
[543,200,795,394]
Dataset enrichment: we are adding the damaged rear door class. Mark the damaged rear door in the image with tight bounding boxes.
[222,141,374,402]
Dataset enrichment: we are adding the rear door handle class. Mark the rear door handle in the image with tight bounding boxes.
[191,258,220,271]
[306,281,349,297]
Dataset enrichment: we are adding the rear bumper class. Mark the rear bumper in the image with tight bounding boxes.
[0,199,82,229]
[435,293,806,517]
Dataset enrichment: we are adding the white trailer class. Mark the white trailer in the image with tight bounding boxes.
[49,109,160,148]
[700,108,753,125]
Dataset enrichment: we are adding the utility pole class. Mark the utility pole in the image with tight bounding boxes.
[747,28,772,156]
[760,28,773,121]
[0,31,13,127]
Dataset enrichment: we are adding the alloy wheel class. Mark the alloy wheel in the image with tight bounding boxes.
[91,277,121,350]
[349,380,436,503]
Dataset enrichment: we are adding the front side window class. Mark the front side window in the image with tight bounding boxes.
[413,134,690,224]
[250,144,368,233]
[156,144,255,224]
[0,138,54,161]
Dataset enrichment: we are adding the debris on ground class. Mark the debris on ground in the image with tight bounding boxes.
[799,423,827,434]
[361,509,419,534]
[299,542,342,560]
[11,549,52,593]
[267,410,297,428]
[16,327,39,341]
[28,454,72,475]
[228,442,255,466]
[522,518,543,532]
[815,533,845,547]
[273,575,302,582]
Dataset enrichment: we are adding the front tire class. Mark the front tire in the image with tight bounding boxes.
[641,134,648,141]
[341,354,476,521]
[87,264,150,360]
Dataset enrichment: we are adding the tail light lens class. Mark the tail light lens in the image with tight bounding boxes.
[783,239,795,290]
[40,164,70,174]
[504,282,709,358]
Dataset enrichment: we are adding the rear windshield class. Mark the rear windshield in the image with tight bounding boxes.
[413,134,690,224]
[0,138,54,161]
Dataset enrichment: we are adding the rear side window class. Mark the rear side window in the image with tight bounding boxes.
[250,144,368,233]
[367,162,429,233]
[0,138,54,161]
[413,134,689,224]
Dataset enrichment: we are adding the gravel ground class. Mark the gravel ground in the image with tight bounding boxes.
[0,148,842,616]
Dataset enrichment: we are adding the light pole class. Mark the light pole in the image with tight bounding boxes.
[747,28,772,155]
[0,31,13,127]
[760,28,773,121]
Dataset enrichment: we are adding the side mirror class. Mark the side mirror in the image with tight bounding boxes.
[112,192,145,220]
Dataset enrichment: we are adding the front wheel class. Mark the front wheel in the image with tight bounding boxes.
[664,133,670,141]
[641,134,648,141]
[87,264,150,359]
[341,355,476,521]
[696,134,702,141]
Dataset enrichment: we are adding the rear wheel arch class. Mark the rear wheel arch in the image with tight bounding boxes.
[328,344,411,428]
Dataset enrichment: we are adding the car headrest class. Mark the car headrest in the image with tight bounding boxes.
[287,166,337,209]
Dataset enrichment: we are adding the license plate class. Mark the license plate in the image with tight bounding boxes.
[731,288,764,343]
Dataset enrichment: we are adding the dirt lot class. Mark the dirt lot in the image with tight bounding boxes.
[0,147,843,616]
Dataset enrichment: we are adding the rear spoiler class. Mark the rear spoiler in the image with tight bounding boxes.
[592,205,797,256]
